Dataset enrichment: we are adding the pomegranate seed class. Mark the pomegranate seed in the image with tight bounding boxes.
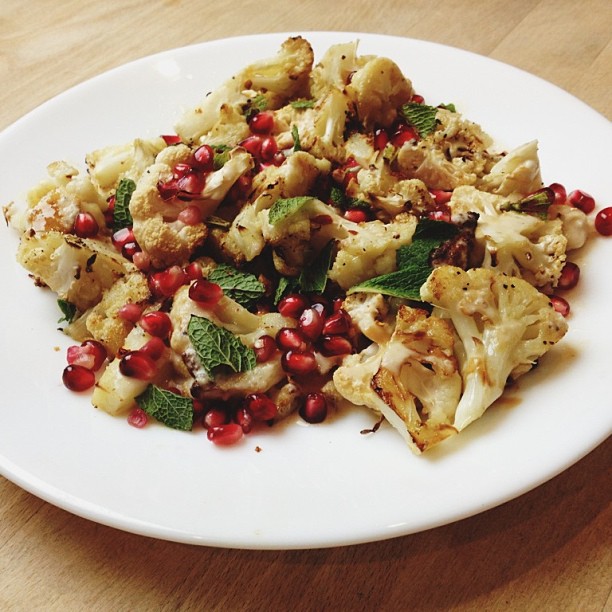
[192,144,215,171]
[253,335,277,362]
[332,298,344,313]
[62,364,95,392]
[73,212,99,238]
[311,214,333,226]
[127,407,149,428]
[595,207,612,235]
[161,134,182,145]
[67,339,107,371]
[177,205,203,225]
[410,94,425,104]
[149,265,187,298]
[310,295,331,315]
[177,171,206,197]
[112,227,135,251]
[281,350,318,375]
[132,251,151,272]
[188,279,223,308]
[276,328,309,352]
[391,123,418,147]
[548,183,567,206]
[428,209,452,222]
[322,310,351,335]
[234,406,254,433]
[139,311,172,338]
[207,423,244,445]
[300,392,328,424]
[277,293,309,319]
[119,351,157,380]
[557,261,580,290]
[118,303,144,323]
[240,135,263,158]
[550,295,570,317]
[344,208,369,223]
[374,128,389,151]
[157,178,180,200]
[260,137,278,162]
[104,195,116,227]
[204,407,229,429]
[249,111,274,134]
[430,189,453,206]
[299,307,324,341]
[184,261,203,282]
[173,162,193,179]
[568,189,595,214]
[121,241,140,261]
[271,151,286,166]
[244,393,277,421]
[319,335,353,356]
[139,337,166,361]
[341,158,360,188]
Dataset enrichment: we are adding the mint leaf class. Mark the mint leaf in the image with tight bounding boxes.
[57,299,76,324]
[113,178,136,231]
[400,103,439,138]
[299,240,334,294]
[212,145,231,170]
[208,264,265,307]
[349,219,458,300]
[187,315,256,378]
[136,385,193,431]
[245,94,267,119]
[291,125,302,152]
[274,276,299,305]
[438,102,457,113]
[268,196,313,226]
[329,185,345,207]
[290,99,315,109]
[500,187,554,218]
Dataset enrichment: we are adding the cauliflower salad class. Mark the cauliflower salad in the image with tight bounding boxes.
[5,36,600,454]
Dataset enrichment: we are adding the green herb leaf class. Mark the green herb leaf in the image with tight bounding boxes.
[299,240,334,294]
[268,196,313,226]
[274,276,299,305]
[329,185,345,207]
[400,102,439,138]
[187,315,256,378]
[208,264,265,307]
[500,187,554,218]
[245,94,268,119]
[290,99,315,109]
[438,102,457,113]
[291,125,302,152]
[135,385,194,431]
[113,178,136,231]
[349,219,458,300]
[57,299,76,324]
[212,144,231,170]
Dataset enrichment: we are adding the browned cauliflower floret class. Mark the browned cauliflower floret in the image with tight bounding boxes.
[310,41,362,97]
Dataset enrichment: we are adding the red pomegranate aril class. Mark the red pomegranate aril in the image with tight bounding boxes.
[204,407,229,429]
[277,293,310,319]
[127,407,149,428]
[183,261,203,282]
[319,335,353,356]
[177,205,203,225]
[139,337,166,361]
[189,279,224,308]
[104,195,116,227]
[299,307,324,341]
[410,94,425,104]
[391,124,418,147]
[311,214,333,226]
[557,261,580,291]
[118,303,144,323]
[173,162,192,179]
[260,136,278,162]
[276,327,309,352]
[112,227,135,251]
[548,183,567,206]
[568,189,595,214]
[299,392,328,424]
[240,135,263,158]
[595,206,612,236]
[67,339,107,371]
[62,364,96,392]
[234,406,254,433]
[550,295,570,317]
[161,134,182,145]
[177,171,206,197]
[132,251,151,272]
[428,209,451,222]
[207,423,244,446]
[157,178,180,200]
[281,350,318,375]
[121,241,140,261]
[253,335,277,362]
[244,393,278,421]
[341,158,360,188]
[149,265,187,298]
[344,208,369,223]
[249,110,274,134]
[119,351,157,380]
[73,212,99,238]
[430,189,453,206]
[192,144,215,171]
[139,311,172,338]
[374,127,389,151]
[322,310,350,335]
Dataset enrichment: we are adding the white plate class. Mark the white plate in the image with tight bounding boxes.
[1,32,610,550]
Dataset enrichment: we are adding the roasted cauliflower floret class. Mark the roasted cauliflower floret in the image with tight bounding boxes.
[420,265,568,431]
[310,40,362,97]
[450,185,567,287]
[342,292,395,345]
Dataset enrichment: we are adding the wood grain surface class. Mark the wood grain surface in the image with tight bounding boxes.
[1,1,610,610]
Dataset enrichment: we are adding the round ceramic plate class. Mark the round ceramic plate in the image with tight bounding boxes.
[0,32,610,549]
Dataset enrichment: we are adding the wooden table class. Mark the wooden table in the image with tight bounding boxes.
[1,1,610,609]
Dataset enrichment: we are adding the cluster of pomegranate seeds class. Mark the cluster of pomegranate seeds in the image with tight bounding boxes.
[373,120,419,151]
[62,340,107,392]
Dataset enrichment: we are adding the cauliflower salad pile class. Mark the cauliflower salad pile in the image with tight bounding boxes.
[6,36,605,453]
